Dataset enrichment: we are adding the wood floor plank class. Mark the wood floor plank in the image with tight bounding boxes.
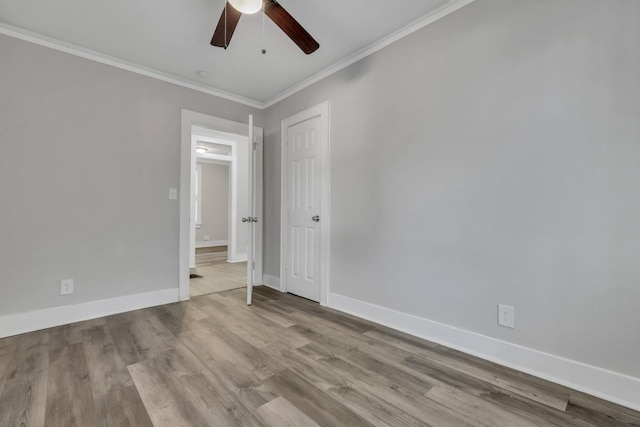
[3,329,50,378]
[564,399,640,427]
[45,343,98,427]
[426,383,549,427]
[83,323,134,400]
[178,324,283,413]
[261,342,432,427]
[295,328,439,397]
[366,328,572,410]
[256,396,321,427]
[288,315,443,392]
[0,330,50,427]
[48,317,107,351]
[405,351,569,412]
[400,353,595,427]
[129,344,265,426]
[0,343,16,395]
[105,309,178,366]
[95,385,154,427]
[273,293,374,335]
[128,359,208,426]
[204,293,310,350]
[218,289,297,328]
[0,368,48,427]
[148,300,211,336]
[299,342,481,427]
[263,369,374,427]
[180,322,286,386]
[364,327,570,411]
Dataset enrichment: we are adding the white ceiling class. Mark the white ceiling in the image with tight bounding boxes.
[0,0,471,106]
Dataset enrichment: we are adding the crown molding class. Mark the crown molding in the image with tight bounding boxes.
[0,23,263,109]
[1,0,476,110]
[262,0,477,108]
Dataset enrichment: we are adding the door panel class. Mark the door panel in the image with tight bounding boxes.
[246,115,254,305]
[286,117,322,301]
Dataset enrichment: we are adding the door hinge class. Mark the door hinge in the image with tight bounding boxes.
[253,142,258,150]
[252,261,255,270]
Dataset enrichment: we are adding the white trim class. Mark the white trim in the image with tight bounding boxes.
[0,23,262,109]
[252,126,264,288]
[263,274,281,291]
[227,138,241,264]
[194,163,203,227]
[0,288,178,339]
[261,0,477,107]
[0,1,475,109]
[328,292,640,413]
[280,102,330,306]
[195,240,228,248]
[227,256,247,263]
[197,158,231,167]
[197,153,233,163]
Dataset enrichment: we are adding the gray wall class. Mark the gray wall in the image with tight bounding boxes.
[263,0,640,377]
[196,162,229,243]
[0,34,261,315]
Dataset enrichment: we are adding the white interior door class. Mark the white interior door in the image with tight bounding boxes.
[246,115,255,305]
[286,116,322,301]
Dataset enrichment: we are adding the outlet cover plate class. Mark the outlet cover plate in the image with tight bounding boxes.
[60,278,74,295]
[498,304,515,328]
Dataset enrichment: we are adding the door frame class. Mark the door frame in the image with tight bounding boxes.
[280,101,330,306]
[180,109,263,301]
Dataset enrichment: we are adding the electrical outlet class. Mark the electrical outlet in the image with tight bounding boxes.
[498,304,515,328]
[60,279,74,296]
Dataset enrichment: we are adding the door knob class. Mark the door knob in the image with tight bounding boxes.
[312,215,320,222]
[251,217,259,222]
[242,217,250,223]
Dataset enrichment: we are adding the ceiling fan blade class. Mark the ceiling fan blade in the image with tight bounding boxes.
[211,3,243,48]
[264,1,319,54]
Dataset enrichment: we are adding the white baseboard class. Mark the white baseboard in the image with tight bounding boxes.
[227,255,247,263]
[328,292,640,412]
[196,240,228,248]
[262,274,281,291]
[0,288,179,339]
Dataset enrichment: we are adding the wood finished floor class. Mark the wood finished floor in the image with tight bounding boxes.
[194,246,229,266]
[1,286,639,426]
[190,259,247,297]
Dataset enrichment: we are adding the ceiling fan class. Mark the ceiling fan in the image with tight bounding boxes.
[211,0,320,54]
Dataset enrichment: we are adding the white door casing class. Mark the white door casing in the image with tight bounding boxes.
[280,102,330,305]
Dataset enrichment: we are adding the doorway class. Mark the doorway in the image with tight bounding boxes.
[280,102,330,305]
[179,110,263,301]
[191,140,244,296]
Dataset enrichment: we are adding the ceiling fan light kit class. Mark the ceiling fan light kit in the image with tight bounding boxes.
[228,0,262,14]
[211,0,320,54]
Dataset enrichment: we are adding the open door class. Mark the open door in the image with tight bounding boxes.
[246,115,255,305]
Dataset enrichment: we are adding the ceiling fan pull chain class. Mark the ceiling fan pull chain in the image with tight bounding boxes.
[224,0,228,49]
[261,2,267,54]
